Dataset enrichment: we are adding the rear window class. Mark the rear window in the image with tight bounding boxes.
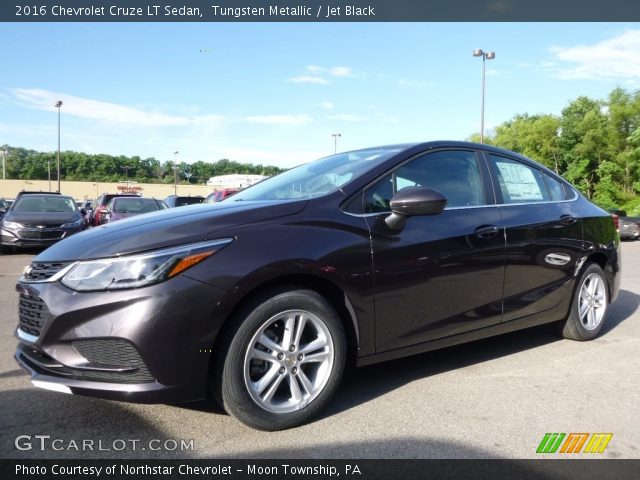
[175,197,204,207]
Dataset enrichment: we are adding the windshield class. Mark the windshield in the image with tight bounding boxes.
[111,198,162,214]
[13,196,76,213]
[231,147,404,201]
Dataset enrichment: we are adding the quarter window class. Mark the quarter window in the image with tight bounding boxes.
[543,172,569,201]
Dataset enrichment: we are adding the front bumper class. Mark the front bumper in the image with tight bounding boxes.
[1,225,84,248]
[14,274,227,404]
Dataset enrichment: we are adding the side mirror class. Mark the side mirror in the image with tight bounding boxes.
[385,187,447,230]
[80,208,87,216]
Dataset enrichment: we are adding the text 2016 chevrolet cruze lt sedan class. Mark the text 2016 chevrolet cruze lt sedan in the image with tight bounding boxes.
[14,142,620,430]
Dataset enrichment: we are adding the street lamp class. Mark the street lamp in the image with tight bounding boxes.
[120,166,130,188]
[55,100,63,192]
[332,133,341,154]
[173,151,179,195]
[472,49,495,144]
[1,149,7,180]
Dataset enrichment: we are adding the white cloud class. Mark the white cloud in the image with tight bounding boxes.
[550,30,640,80]
[11,88,191,127]
[318,101,335,109]
[306,65,324,75]
[328,66,354,77]
[288,76,330,85]
[245,114,313,126]
[328,114,367,122]
[288,65,356,85]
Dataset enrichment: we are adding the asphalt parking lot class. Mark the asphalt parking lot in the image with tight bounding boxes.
[0,243,638,460]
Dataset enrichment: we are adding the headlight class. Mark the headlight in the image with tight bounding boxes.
[60,238,232,292]
[2,221,22,230]
[61,218,85,228]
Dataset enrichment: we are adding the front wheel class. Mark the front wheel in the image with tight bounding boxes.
[215,288,346,430]
[559,263,609,341]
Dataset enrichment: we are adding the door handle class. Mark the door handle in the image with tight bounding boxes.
[474,225,500,238]
[560,215,578,225]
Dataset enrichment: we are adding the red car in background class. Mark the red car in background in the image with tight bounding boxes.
[91,193,140,226]
[205,188,240,203]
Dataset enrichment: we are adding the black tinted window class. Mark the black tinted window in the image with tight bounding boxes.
[363,150,486,212]
[543,172,568,201]
[364,174,394,213]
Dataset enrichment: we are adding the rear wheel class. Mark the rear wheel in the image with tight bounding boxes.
[559,263,609,341]
[215,288,346,430]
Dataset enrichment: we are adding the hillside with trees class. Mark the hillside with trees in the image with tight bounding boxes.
[470,87,640,215]
[0,148,284,186]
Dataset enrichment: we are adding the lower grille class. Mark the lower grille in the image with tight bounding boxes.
[72,339,154,383]
[18,294,49,337]
[18,229,64,240]
[17,341,155,385]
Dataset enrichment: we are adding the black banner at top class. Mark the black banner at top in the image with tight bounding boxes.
[3,0,640,22]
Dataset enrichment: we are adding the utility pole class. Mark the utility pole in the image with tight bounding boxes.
[55,100,63,191]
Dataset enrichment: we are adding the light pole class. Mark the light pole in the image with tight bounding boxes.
[120,166,130,188]
[1,149,6,180]
[173,151,179,195]
[55,100,63,191]
[472,49,495,144]
[47,158,51,191]
[332,133,341,154]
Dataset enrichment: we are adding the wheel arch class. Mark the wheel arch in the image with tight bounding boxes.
[209,273,361,380]
[584,251,613,302]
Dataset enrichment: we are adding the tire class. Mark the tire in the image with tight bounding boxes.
[0,245,14,255]
[559,263,609,341]
[214,287,346,431]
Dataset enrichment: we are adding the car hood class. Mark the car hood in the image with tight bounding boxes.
[35,200,308,261]
[3,211,80,226]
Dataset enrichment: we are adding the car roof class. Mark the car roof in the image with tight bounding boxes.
[16,190,61,198]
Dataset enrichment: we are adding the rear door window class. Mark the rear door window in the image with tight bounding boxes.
[489,155,549,204]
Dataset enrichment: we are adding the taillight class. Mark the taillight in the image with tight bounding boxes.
[612,214,619,230]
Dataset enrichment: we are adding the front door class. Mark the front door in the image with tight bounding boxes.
[368,149,506,352]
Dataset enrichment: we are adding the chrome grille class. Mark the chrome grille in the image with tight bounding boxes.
[23,262,70,281]
[18,294,50,337]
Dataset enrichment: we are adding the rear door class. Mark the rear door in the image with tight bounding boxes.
[484,153,583,324]
[368,149,506,352]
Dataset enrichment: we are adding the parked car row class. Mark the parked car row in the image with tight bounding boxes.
[1,190,236,252]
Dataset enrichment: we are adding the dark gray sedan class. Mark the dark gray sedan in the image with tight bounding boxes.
[0,194,86,253]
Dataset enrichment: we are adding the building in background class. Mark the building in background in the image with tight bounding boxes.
[206,174,267,191]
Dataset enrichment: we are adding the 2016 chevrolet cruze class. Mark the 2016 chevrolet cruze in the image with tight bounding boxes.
[14,142,620,430]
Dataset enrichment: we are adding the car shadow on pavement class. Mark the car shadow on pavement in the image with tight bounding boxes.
[320,288,639,422]
[601,289,639,335]
[0,388,195,459]
[0,369,26,380]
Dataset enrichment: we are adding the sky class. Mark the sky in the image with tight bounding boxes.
[1,22,640,168]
